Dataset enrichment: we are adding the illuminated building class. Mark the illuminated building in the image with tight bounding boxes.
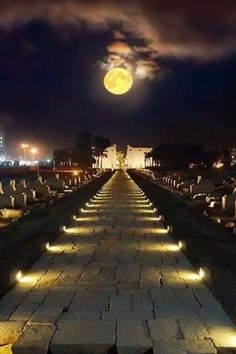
[94,144,118,169]
[101,144,117,169]
[126,145,152,169]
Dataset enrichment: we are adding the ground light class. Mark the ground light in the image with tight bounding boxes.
[167,225,173,234]
[165,244,181,252]
[198,267,206,280]
[197,267,211,282]
[59,225,67,232]
[46,242,62,252]
[16,271,23,282]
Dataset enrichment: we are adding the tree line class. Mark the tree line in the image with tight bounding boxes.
[53,132,111,169]
[146,144,232,170]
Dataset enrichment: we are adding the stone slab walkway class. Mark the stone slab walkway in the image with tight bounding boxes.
[0,171,235,353]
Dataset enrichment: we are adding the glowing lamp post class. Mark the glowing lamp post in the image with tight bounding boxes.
[21,143,29,164]
[31,147,38,163]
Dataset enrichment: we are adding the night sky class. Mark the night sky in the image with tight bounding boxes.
[0,0,236,158]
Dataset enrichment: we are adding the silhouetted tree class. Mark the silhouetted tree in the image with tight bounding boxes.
[94,136,111,168]
[75,132,95,170]
[147,144,211,170]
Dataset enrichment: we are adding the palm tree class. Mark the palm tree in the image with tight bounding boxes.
[75,132,95,170]
[93,136,111,169]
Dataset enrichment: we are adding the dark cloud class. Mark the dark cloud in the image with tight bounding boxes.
[0,1,236,60]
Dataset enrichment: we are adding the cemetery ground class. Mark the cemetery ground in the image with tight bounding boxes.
[130,171,236,325]
[0,170,236,353]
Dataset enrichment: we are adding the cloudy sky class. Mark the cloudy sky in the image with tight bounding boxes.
[0,0,236,157]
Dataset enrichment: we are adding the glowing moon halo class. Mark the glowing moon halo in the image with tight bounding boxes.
[104,67,133,95]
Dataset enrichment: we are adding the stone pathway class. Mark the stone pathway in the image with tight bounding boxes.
[0,171,235,353]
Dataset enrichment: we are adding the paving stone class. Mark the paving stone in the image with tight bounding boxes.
[193,288,222,308]
[30,256,52,272]
[0,292,26,310]
[178,316,209,340]
[0,321,25,346]
[10,302,41,322]
[60,309,101,321]
[53,274,81,286]
[110,293,131,311]
[206,325,236,349]
[153,339,217,354]
[79,265,102,284]
[50,319,116,354]
[173,288,200,308]
[196,308,234,327]
[0,308,15,321]
[116,263,140,281]
[70,292,110,312]
[117,281,140,290]
[148,317,182,341]
[42,287,75,308]
[0,345,13,354]
[34,271,61,290]
[12,324,56,354]
[140,266,161,286]
[102,309,154,321]
[132,290,153,311]
[161,256,177,266]
[156,306,199,319]
[153,344,186,354]
[151,287,176,308]
[117,319,152,354]
[29,306,63,324]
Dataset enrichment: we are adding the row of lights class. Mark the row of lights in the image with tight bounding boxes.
[133,179,208,281]
[15,176,114,282]
[15,172,207,282]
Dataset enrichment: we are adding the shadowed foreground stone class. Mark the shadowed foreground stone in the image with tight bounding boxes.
[12,324,56,354]
[117,319,152,354]
[153,339,217,354]
[50,319,116,354]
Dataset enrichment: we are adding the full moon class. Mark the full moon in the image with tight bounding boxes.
[104,67,133,95]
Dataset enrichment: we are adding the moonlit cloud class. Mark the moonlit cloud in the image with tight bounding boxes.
[113,31,126,40]
[101,38,161,80]
[107,41,133,57]
[135,60,161,80]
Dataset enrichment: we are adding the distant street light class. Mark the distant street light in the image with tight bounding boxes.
[31,147,39,172]
[31,147,38,158]
[21,143,29,164]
